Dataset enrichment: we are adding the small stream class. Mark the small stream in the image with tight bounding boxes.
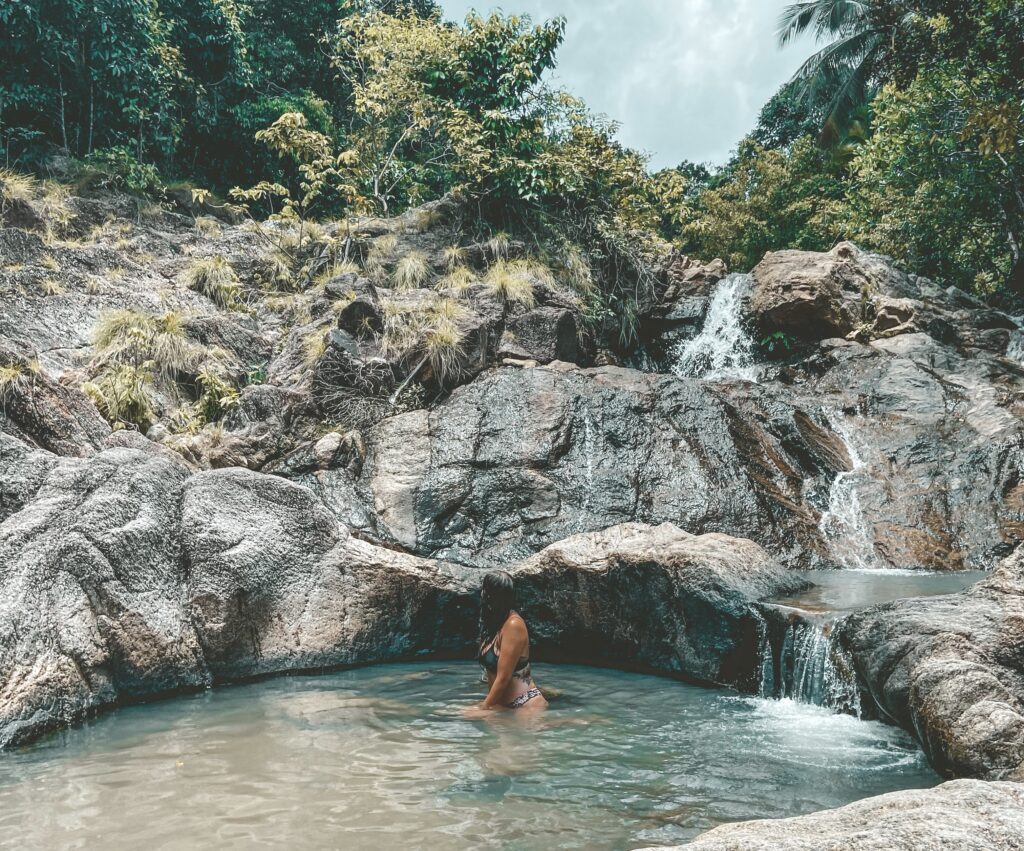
[0,663,935,850]
[758,570,988,714]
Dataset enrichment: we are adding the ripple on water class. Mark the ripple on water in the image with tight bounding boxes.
[0,663,937,850]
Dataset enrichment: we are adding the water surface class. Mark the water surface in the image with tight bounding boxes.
[0,664,937,850]
[773,569,988,614]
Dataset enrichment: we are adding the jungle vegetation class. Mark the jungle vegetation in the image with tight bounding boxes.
[1,0,1022,309]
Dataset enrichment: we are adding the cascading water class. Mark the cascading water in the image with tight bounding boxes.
[819,409,879,570]
[671,273,760,382]
[756,612,862,717]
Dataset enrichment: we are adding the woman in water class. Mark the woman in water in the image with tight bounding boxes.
[472,570,547,713]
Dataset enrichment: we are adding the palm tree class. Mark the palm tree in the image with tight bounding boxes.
[778,1,917,143]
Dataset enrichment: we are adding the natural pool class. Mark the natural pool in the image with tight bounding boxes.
[0,663,936,850]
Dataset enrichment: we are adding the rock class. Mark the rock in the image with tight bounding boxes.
[751,242,871,340]
[672,780,1024,851]
[500,306,582,364]
[0,445,207,748]
[511,522,805,688]
[660,252,728,301]
[0,337,110,455]
[180,467,477,679]
[795,333,1024,570]
[0,227,47,263]
[357,363,844,568]
[837,547,1024,780]
[0,434,58,522]
[331,275,382,337]
[182,314,271,374]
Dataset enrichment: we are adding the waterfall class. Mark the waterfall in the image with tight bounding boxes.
[753,610,775,700]
[671,274,760,382]
[819,410,878,570]
[755,610,862,717]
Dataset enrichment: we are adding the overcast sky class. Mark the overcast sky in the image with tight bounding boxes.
[439,0,811,169]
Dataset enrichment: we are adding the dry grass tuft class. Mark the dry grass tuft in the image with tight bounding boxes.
[392,250,431,290]
[483,259,541,307]
[184,256,241,308]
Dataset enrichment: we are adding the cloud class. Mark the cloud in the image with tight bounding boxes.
[439,0,812,168]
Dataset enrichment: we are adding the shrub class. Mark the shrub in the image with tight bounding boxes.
[82,364,154,430]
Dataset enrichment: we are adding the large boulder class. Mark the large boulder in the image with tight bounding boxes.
[673,780,1024,851]
[750,242,871,340]
[0,445,206,748]
[837,547,1024,780]
[0,337,110,455]
[512,522,805,688]
[180,467,477,679]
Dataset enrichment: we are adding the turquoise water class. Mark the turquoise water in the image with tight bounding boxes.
[0,663,937,850]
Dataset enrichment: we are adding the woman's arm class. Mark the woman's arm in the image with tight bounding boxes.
[480,617,527,710]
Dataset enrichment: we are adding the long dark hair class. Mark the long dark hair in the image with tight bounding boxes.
[479,570,515,647]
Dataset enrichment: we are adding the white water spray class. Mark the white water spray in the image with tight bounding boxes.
[819,410,879,570]
[757,612,862,717]
[671,274,760,382]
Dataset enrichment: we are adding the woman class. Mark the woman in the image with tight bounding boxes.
[473,571,547,712]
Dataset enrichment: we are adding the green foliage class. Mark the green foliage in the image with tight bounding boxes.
[836,62,1023,293]
[194,365,240,422]
[679,138,844,271]
[84,146,165,195]
[760,330,794,354]
[83,364,155,430]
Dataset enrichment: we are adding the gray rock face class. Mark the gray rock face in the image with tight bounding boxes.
[838,548,1024,780]
[0,445,206,748]
[356,361,852,569]
[673,780,1024,851]
[0,338,110,455]
[501,306,582,364]
[791,334,1024,570]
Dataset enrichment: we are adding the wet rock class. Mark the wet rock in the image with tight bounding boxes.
[795,333,1024,570]
[0,445,207,749]
[837,547,1024,780]
[357,363,842,568]
[675,780,1024,850]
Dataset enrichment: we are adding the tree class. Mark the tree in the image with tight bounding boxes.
[777,0,915,142]
[837,61,1024,294]
[679,137,844,271]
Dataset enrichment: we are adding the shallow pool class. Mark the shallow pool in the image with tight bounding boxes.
[0,663,937,849]
[771,569,988,614]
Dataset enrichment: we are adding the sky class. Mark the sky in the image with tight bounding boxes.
[439,0,813,169]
